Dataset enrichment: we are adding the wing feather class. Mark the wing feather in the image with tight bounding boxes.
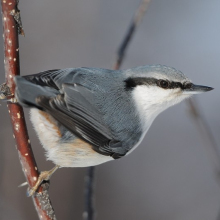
[36,83,126,159]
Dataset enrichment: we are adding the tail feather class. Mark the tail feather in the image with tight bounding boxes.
[14,76,58,108]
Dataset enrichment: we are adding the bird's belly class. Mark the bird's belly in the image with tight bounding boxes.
[30,108,113,167]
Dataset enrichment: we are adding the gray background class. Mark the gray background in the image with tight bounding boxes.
[0,0,219,219]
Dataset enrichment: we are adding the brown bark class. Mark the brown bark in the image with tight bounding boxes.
[1,0,56,219]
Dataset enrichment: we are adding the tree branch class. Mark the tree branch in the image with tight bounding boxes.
[83,167,95,220]
[0,0,56,219]
[113,0,151,70]
[84,1,151,220]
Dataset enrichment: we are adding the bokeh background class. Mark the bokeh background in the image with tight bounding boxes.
[0,0,219,219]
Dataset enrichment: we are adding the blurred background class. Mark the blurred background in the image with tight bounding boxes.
[0,0,219,219]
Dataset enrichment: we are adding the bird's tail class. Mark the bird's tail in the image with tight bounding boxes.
[14,76,57,109]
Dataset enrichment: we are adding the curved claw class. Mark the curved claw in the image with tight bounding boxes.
[27,165,60,197]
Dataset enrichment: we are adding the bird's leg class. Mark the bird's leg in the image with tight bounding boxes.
[27,165,60,197]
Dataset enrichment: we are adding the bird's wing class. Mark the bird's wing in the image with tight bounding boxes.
[23,68,116,90]
[36,83,126,159]
[23,69,71,90]
[16,68,129,158]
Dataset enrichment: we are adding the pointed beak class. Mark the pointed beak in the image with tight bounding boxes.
[183,84,214,95]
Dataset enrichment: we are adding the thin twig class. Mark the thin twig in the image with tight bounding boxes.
[188,99,220,181]
[114,0,220,186]
[0,0,56,219]
[113,0,151,70]
[84,1,151,220]
[83,167,95,220]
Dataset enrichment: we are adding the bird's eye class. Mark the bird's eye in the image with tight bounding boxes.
[158,80,170,89]
[184,83,192,89]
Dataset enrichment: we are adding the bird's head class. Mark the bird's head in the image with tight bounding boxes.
[124,65,213,130]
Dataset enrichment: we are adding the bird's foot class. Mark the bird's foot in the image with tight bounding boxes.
[27,165,60,197]
[0,83,12,100]
[0,83,18,103]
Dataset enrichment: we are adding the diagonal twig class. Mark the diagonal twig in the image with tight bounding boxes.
[0,0,56,219]
[113,0,151,70]
[188,99,220,220]
[84,1,151,220]
[188,99,220,181]
[114,0,220,187]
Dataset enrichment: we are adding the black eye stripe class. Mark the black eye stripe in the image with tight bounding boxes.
[124,77,191,90]
[170,81,183,89]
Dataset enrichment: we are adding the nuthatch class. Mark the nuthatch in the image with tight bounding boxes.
[14,65,213,195]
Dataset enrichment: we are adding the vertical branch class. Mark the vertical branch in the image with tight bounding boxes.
[0,1,56,219]
[83,167,95,220]
[84,1,151,220]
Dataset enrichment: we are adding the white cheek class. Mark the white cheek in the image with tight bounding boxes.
[132,86,187,131]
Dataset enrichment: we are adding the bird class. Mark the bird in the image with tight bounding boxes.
[14,65,213,196]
